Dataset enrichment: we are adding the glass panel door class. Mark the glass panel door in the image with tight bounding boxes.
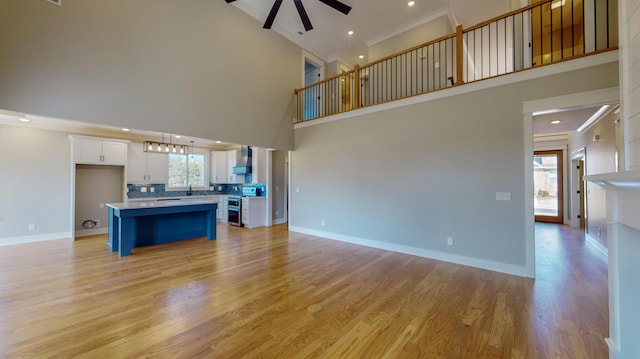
[534,150,564,223]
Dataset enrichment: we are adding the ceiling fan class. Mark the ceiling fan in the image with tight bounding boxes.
[225,0,352,32]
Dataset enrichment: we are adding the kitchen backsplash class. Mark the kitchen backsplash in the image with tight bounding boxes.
[127,183,267,199]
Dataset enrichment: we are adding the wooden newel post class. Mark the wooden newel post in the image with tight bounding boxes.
[455,25,464,86]
[354,64,361,109]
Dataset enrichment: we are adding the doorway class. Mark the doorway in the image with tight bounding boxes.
[534,150,564,223]
[304,59,322,120]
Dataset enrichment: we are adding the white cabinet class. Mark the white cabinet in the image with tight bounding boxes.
[217,195,228,223]
[127,143,168,183]
[251,147,267,184]
[72,136,128,165]
[227,149,243,184]
[242,197,266,228]
[211,151,228,183]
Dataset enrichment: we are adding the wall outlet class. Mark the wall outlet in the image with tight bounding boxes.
[99,202,105,208]
[447,237,453,246]
[150,187,155,192]
[496,192,511,201]
[276,210,279,216]
[321,219,326,226]
[218,186,222,191]
[28,223,36,230]
[296,187,300,193]
[141,187,147,193]
[275,186,279,191]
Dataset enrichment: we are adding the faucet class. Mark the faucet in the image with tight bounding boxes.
[187,184,193,196]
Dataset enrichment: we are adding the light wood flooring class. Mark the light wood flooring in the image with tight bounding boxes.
[0,223,608,358]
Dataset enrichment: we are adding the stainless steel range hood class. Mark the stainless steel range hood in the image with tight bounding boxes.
[232,146,252,174]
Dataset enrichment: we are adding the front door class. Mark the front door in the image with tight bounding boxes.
[534,150,564,223]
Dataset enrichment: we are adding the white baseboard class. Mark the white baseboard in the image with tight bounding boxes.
[75,228,108,237]
[289,226,531,278]
[0,232,71,247]
[273,218,287,225]
[585,232,608,257]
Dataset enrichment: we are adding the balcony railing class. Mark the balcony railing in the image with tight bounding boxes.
[295,0,618,123]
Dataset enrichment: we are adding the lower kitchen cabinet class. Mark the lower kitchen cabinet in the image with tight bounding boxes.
[241,197,266,228]
[217,195,228,223]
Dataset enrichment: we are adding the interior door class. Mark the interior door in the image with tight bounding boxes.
[534,150,564,223]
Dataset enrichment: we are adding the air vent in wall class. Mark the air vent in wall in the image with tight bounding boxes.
[46,0,62,6]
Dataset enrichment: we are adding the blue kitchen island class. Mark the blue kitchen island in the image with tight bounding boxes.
[107,199,218,256]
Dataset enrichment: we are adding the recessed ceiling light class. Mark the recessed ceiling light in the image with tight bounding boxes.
[347,30,354,36]
[216,141,222,144]
[550,120,561,124]
[174,135,182,138]
[358,55,364,59]
[19,118,30,123]
[408,1,416,7]
[122,128,130,132]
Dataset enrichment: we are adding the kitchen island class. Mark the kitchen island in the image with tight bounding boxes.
[107,198,218,256]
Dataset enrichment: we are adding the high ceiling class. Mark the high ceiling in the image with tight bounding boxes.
[227,0,513,64]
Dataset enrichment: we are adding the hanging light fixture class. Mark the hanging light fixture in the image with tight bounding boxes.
[143,134,187,154]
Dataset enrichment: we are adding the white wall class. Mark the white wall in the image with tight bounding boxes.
[0,125,71,243]
[291,61,618,276]
[570,110,620,247]
[0,0,300,151]
[368,16,452,62]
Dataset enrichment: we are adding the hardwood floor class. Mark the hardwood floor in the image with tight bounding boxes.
[0,223,608,358]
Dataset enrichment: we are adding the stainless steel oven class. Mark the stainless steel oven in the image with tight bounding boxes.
[228,196,242,226]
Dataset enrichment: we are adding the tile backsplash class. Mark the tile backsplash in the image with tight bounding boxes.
[126,183,266,199]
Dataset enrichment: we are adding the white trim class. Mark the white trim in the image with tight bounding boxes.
[75,228,108,237]
[522,86,620,114]
[0,232,71,247]
[296,51,619,130]
[604,338,621,356]
[523,112,536,278]
[273,218,287,225]
[365,6,453,47]
[289,226,532,278]
[302,50,325,82]
[585,232,608,257]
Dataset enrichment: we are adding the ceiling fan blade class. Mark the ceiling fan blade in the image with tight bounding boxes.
[263,0,283,29]
[224,0,236,3]
[317,0,351,15]
[294,0,313,31]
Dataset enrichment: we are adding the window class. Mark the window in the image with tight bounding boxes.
[167,150,207,189]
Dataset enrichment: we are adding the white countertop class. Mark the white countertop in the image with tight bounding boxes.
[107,198,219,210]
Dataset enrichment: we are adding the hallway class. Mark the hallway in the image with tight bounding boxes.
[533,223,609,357]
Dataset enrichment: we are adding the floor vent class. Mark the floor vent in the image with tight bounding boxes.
[46,0,62,6]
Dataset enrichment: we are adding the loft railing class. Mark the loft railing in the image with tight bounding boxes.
[294,0,618,123]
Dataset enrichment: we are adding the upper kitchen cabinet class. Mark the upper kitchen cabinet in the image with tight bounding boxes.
[211,151,228,183]
[127,143,168,183]
[251,147,268,184]
[70,135,128,165]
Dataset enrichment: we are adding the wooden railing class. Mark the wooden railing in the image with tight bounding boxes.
[294,0,618,123]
